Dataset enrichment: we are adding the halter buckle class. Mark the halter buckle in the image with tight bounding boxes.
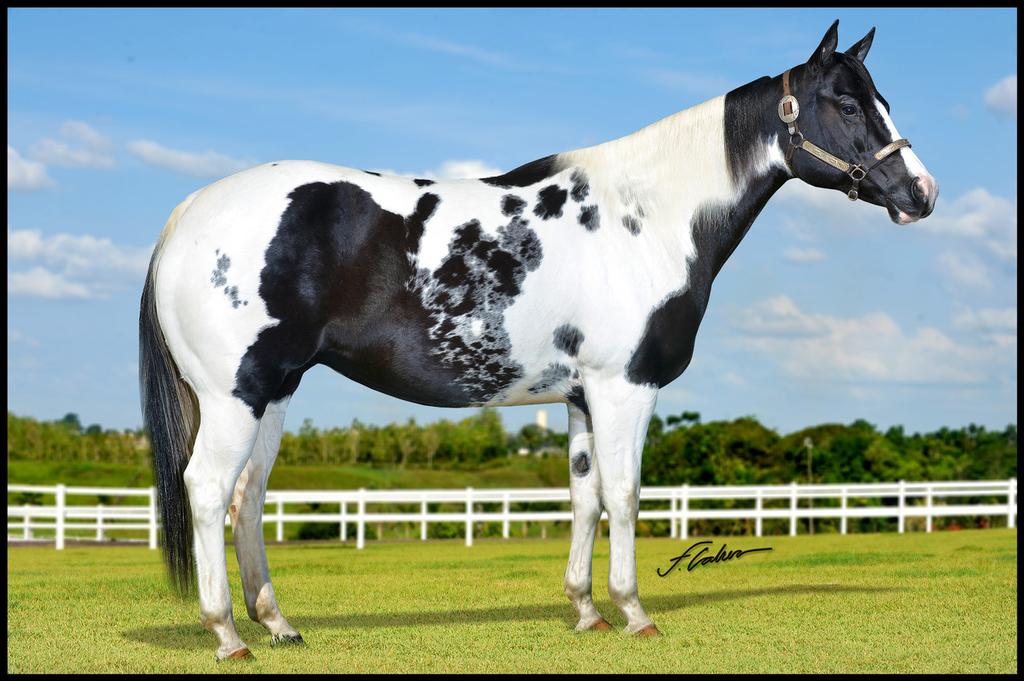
[847,189,859,201]
[777,95,800,124]
[847,165,866,182]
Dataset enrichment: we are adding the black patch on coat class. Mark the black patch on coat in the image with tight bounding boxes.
[625,167,787,388]
[622,215,641,235]
[566,385,589,416]
[533,184,568,220]
[481,154,560,188]
[553,324,584,356]
[363,170,381,177]
[722,75,781,184]
[571,452,591,477]
[210,253,248,308]
[415,213,543,400]
[211,254,230,287]
[404,193,441,256]
[233,180,536,418]
[501,194,526,217]
[414,178,435,187]
[578,205,599,231]
[569,169,589,202]
[528,363,571,394]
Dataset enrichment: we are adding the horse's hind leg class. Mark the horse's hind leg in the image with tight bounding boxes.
[229,397,303,646]
[563,402,611,632]
[183,393,261,660]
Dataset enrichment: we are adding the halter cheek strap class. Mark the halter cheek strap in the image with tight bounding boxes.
[779,69,911,201]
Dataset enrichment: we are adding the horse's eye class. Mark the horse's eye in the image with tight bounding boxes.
[841,104,858,116]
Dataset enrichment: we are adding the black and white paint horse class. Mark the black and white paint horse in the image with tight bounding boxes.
[140,21,936,659]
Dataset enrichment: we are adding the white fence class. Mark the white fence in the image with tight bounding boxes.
[7,478,1016,550]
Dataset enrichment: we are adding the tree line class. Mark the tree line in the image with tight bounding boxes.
[6,410,1017,485]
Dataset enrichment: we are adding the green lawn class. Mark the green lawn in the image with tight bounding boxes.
[6,529,1016,673]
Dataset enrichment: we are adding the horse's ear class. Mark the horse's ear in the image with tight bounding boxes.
[845,27,876,62]
[807,20,840,72]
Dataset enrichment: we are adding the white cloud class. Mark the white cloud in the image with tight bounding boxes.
[399,32,512,68]
[722,371,746,387]
[429,159,503,180]
[9,329,40,347]
[953,305,1017,349]
[372,159,503,180]
[8,229,151,277]
[732,295,994,386]
[8,267,92,299]
[783,246,826,263]
[984,74,1016,117]
[914,188,1016,261]
[7,146,54,191]
[953,306,1017,333]
[29,121,116,169]
[8,229,153,299]
[643,68,731,95]
[936,251,992,290]
[731,295,828,337]
[127,139,253,178]
[61,121,110,149]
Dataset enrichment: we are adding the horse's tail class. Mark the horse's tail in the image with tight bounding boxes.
[139,195,200,596]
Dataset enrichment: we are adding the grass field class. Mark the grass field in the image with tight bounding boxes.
[6,529,1017,673]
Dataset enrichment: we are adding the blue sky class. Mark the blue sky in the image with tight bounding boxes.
[7,8,1017,436]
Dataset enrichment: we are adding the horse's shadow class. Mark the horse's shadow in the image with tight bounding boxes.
[121,583,901,649]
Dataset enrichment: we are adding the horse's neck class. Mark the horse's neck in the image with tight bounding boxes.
[560,81,790,277]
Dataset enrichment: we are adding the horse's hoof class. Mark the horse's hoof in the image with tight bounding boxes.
[589,619,612,631]
[635,624,661,637]
[271,633,305,647]
[217,647,254,661]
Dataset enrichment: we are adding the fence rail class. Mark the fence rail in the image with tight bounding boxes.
[7,478,1016,550]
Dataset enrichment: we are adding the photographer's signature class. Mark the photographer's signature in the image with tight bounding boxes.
[657,540,773,576]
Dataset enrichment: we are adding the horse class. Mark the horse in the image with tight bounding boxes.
[139,20,937,660]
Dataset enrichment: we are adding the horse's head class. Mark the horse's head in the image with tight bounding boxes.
[780,21,937,224]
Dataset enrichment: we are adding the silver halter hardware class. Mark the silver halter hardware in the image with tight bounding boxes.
[778,69,910,201]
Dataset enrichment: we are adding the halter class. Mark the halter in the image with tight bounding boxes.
[778,69,911,201]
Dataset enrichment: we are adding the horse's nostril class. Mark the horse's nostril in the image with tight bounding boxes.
[911,178,924,201]
[910,177,932,210]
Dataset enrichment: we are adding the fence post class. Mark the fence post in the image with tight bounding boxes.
[502,492,510,539]
[670,490,678,539]
[276,498,284,542]
[341,499,348,542]
[897,480,905,534]
[55,484,66,550]
[465,487,474,547]
[356,488,365,550]
[1009,478,1017,529]
[96,504,104,542]
[421,493,428,541]
[24,504,32,540]
[789,481,797,537]
[680,484,688,540]
[841,486,848,535]
[925,484,933,533]
[148,486,158,549]
[755,489,763,538]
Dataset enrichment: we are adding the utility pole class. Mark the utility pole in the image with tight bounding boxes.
[803,436,814,535]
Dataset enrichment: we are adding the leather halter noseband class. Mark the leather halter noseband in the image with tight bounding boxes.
[778,69,911,201]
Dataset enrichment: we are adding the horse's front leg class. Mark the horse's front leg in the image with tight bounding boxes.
[563,402,611,632]
[584,373,660,635]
